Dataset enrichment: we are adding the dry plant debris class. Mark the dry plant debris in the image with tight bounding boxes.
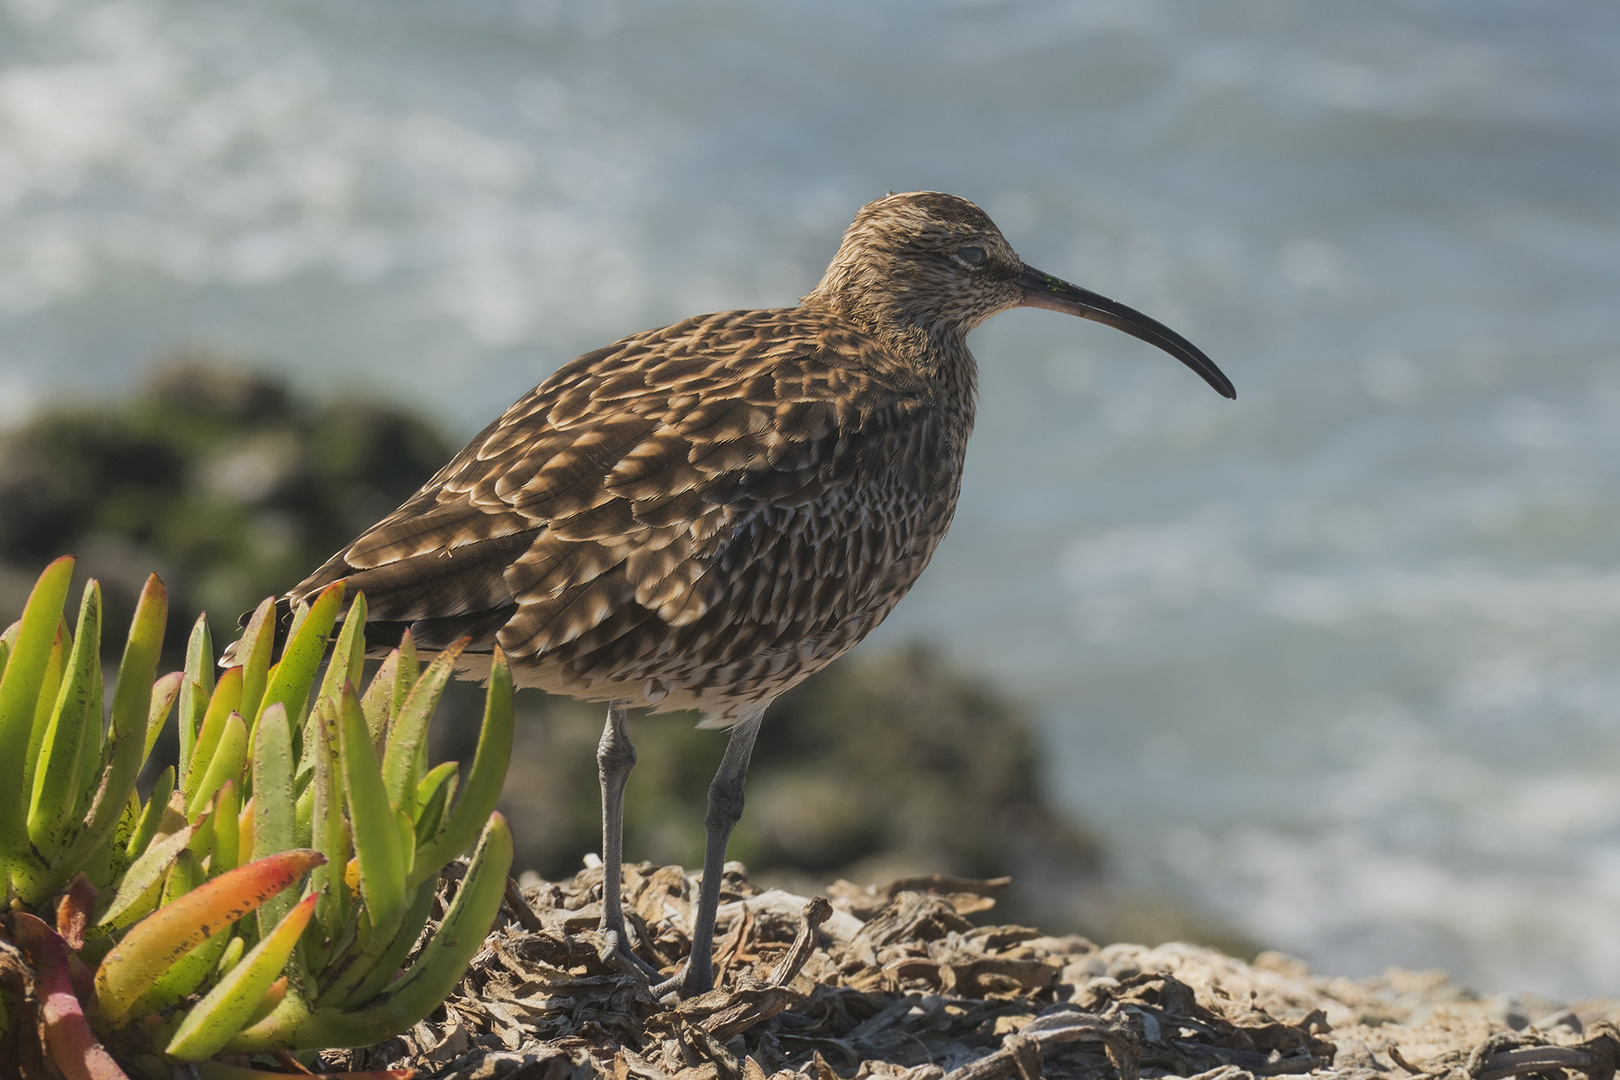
[309,863,1620,1080]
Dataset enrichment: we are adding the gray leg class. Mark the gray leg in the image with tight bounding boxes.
[597,700,658,977]
[656,708,765,997]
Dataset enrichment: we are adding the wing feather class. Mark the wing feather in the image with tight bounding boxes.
[285,306,949,711]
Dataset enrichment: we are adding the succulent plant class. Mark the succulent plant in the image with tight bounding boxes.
[0,556,515,1077]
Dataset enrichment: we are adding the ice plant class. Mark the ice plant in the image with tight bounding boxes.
[0,557,515,1077]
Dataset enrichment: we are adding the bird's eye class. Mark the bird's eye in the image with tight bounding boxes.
[953,245,987,268]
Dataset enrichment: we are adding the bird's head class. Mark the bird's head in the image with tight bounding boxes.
[806,190,1235,399]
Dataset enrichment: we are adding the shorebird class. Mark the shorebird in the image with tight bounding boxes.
[278,191,1234,996]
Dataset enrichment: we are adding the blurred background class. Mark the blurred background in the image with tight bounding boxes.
[1,0,1618,999]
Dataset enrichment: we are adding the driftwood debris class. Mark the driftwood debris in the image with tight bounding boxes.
[319,862,1620,1080]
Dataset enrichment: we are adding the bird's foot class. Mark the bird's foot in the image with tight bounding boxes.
[648,959,713,1000]
[598,925,664,983]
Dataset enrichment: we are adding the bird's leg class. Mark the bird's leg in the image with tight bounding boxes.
[657,708,765,998]
[597,699,658,977]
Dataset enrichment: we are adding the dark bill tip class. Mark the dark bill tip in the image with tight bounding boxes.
[1016,264,1236,399]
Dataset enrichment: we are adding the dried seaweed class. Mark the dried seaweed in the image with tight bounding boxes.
[293,861,1620,1080]
[309,863,1360,1080]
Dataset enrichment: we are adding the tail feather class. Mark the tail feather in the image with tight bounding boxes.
[219,530,538,668]
[361,605,517,654]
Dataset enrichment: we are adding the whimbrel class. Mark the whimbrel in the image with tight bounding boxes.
[280,191,1234,996]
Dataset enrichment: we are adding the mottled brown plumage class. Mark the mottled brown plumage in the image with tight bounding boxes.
[294,302,964,725]
[278,191,1234,996]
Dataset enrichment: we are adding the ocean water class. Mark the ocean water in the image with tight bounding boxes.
[3,0,1619,998]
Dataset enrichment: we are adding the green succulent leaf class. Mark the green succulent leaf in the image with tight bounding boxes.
[143,670,184,765]
[166,892,318,1061]
[294,778,315,848]
[27,581,103,855]
[163,845,207,904]
[252,702,298,936]
[79,790,135,892]
[380,641,466,820]
[124,766,177,862]
[108,575,167,745]
[130,919,230,1017]
[215,935,245,978]
[241,973,291,1031]
[64,575,167,875]
[211,778,242,874]
[338,684,407,940]
[259,581,344,729]
[394,807,415,882]
[411,647,514,885]
[77,649,105,811]
[306,697,348,956]
[187,711,248,821]
[95,847,324,1026]
[316,591,368,713]
[22,618,67,804]
[184,666,243,805]
[0,555,75,863]
[229,813,511,1053]
[324,872,437,1010]
[2,571,520,1064]
[358,649,400,751]
[124,849,218,1014]
[93,819,197,936]
[13,574,167,904]
[357,811,511,1017]
[236,597,277,725]
[413,760,459,838]
[394,631,418,705]
[177,613,215,783]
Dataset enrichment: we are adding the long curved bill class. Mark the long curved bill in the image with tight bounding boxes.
[1016,264,1236,399]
